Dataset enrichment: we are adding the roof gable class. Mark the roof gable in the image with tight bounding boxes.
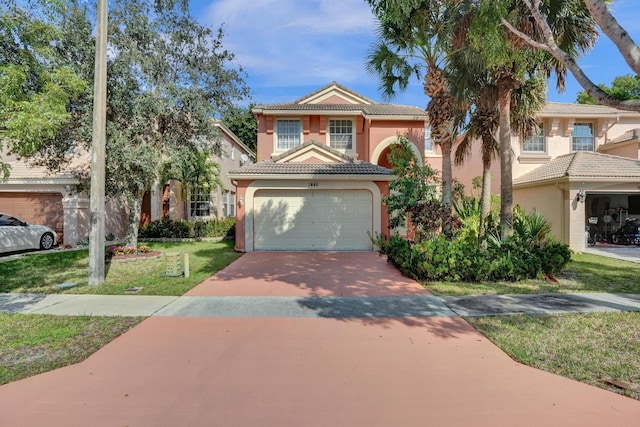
[295,81,374,105]
[272,140,354,164]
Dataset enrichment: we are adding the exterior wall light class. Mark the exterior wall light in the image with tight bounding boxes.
[238,195,244,208]
[576,190,586,204]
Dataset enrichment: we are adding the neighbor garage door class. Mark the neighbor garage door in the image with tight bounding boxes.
[0,192,63,241]
[254,189,373,251]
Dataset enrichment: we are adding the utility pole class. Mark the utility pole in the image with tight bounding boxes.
[88,0,107,285]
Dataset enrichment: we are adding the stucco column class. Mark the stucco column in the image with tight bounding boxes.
[569,188,586,252]
[62,189,90,246]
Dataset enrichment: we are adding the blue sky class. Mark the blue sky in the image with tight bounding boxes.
[193,0,639,108]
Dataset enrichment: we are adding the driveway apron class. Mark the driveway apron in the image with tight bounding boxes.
[1,252,639,426]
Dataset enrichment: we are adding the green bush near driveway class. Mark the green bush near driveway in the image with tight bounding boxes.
[380,233,571,283]
[423,252,640,296]
[0,240,241,295]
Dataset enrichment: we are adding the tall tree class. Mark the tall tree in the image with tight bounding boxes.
[577,74,640,104]
[466,0,595,235]
[366,0,461,238]
[504,0,640,111]
[0,0,86,179]
[20,0,248,246]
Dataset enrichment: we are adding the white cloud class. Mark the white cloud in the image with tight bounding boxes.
[199,0,378,91]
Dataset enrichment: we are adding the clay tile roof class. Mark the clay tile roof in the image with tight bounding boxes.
[3,158,79,180]
[229,161,393,176]
[539,102,624,116]
[254,102,427,117]
[609,128,640,144]
[514,151,640,186]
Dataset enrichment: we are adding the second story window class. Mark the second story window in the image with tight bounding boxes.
[572,122,594,151]
[523,124,545,152]
[424,126,434,153]
[276,119,302,151]
[329,119,353,150]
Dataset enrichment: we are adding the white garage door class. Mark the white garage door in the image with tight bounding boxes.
[254,189,373,251]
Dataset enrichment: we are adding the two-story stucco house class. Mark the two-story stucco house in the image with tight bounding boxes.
[0,121,253,246]
[454,102,640,252]
[229,82,431,252]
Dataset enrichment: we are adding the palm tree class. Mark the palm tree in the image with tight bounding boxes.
[453,83,499,238]
[366,0,460,238]
[162,146,223,219]
[463,0,597,236]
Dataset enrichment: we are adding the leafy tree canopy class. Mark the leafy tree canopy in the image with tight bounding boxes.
[577,74,640,104]
[221,104,257,154]
[0,0,86,179]
[2,0,249,244]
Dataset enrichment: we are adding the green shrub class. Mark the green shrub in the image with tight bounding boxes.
[378,233,571,283]
[139,219,193,238]
[192,218,235,238]
[139,218,235,239]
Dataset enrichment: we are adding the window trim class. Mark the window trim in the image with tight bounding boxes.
[572,122,595,152]
[189,186,212,218]
[275,118,303,152]
[424,125,435,154]
[223,190,236,218]
[327,118,355,151]
[522,123,546,153]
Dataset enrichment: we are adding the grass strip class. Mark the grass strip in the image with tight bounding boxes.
[467,312,640,400]
[0,313,143,385]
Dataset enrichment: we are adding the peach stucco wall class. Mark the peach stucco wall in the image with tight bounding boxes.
[600,142,639,159]
[514,183,568,246]
[454,115,640,197]
[255,115,426,163]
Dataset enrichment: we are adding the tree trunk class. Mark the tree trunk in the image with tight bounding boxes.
[124,194,142,247]
[583,0,640,76]
[441,138,453,238]
[480,160,492,238]
[497,77,514,237]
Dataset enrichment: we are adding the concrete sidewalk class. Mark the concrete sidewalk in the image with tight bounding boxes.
[1,291,639,318]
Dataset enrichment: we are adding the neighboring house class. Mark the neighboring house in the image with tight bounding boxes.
[141,120,255,226]
[0,121,252,246]
[229,82,431,252]
[0,154,127,246]
[454,102,640,252]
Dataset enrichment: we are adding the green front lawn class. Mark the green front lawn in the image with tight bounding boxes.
[424,252,640,296]
[468,312,640,400]
[0,313,143,385]
[0,240,242,295]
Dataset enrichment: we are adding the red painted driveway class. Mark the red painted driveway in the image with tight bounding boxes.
[0,252,638,426]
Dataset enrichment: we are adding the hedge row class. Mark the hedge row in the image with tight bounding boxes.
[138,218,235,239]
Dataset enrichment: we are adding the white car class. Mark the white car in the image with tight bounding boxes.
[0,213,57,254]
